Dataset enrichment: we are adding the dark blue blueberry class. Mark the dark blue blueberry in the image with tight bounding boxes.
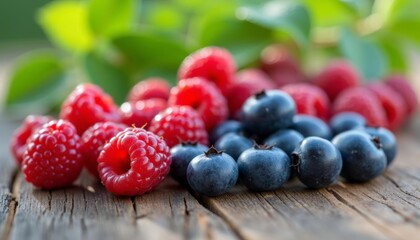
[357,127,397,166]
[264,129,304,158]
[210,120,242,144]
[291,115,332,140]
[332,130,387,182]
[215,132,253,160]
[187,147,238,196]
[170,142,208,185]
[241,90,296,136]
[292,137,342,189]
[330,112,367,136]
[237,145,290,191]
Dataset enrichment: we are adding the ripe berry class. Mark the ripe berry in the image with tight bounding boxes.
[332,130,387,182]
[187,147,238,196]
[10,115,53,166]
[292,137,342,189]
[149,106,209,148]
[215,133,253,161]
[238,145,290,191]
[178,47,236,96]
[127,77,171,102]
[168,77,228,131]
[264,129,304,158]
[313,60,360,101]
[120,99,167,129]
[98,127,171,196]
[291,115,332,140]
[210,120,242,144]
[241,90,296,137]
[60,84,121,135]
[385,75,418,117]
[170,142,207,185]
[22,120,83,189]
[330,112,367,136]
[358,127,397,166]
[80,122,127,178]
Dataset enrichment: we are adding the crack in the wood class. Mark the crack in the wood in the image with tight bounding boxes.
[183,197,191,240]
[80,218,87,237]
[262,191,295,229]
[70,194,75,225]
[1,168,20,240]
[282,191,315,216]
[131,197,138,223]
[60,190,67,220]
[384,174,420,202]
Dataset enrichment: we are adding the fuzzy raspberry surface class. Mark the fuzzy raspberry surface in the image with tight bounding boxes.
[385,75,418,117]
[127,78,171,102]
[120,99,167,129]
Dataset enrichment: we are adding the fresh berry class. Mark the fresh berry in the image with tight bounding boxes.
[264,129,304,158]
[80,122,127,178]
[367,83,406,131]
[313,60,360,101]
[120,99,167,129]
[281,83,330,121]
[10,115,53,166]
[149,106,209,148]
[187,147,238,196]
[241,90,296,137]
[178,47,236,95]
[168,77,228,131]
[332,130,387,182]
[127,77,171,102]
[291,115,332,140]
[22,120,83,189]
[238,145,290,191]
[292,137,342,189]
[210,120,242,144]
[60,84,121,135]
[357,127,397,166]
[215,133,253,161]
[170,142,207,185]
[333,87,387,128]
[236,68,274,85]
[385,75,418,117]
[330,112,367,136]
[98,127,171,196]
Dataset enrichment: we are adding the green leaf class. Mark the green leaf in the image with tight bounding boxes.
[88,0,135,38]
[38,0,94,53]
[83,52,130,104]
[236,1,311,46]
[302,0,356,27]
[377,36,408,72]
[339,28,388,80]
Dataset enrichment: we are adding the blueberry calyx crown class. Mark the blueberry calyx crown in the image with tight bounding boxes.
[205,146,224,157]
[254,144,273,150]
[180,140,199,146]
[255,90,267,100]
[371,136,382,149]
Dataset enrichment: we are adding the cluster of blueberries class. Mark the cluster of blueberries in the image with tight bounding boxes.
[170,90,397,197]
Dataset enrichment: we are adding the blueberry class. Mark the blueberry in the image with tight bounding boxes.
[215,132,253,161]
[241,90,296,136]
[264,129,304,158]
[332,130,387,182]
[357,127,397,166]
[292,137,342,188]
[170,142,208,185]
[210,120,242,144]
[291,115,332,140]
[330,112,367,136]
[237,145,290,191]
[187,147,238,196]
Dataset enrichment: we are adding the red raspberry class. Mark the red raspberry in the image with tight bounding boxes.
[149,106,209,148]
[120,99,167,129]
[10,115,53,166]
[168,77,228,131]
[81,122,127,178]
[60,84,121,135]
[178,47,236,95]
[367,83,407,131]
[98,127,171,196]
[385,75,418,117]
[313,60,360,101]
[22,120,83,189]
[127,77,171,102]
[333,87,387,127]
[281,83,331,121]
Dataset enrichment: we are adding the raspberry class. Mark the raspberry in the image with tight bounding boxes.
[81,122,127,178]
[281,83,331,121]
[333,87,387,128]
[22,120,83,189]
[168,77,228,131]
[10,115,53,166]
[385,75,418,117]
[149,106,209,148]
[313,60,360,101]
[367,83,407,131]
[98,127,171,196]
[60,84,121,135]
[120,99,167,129]
[236,68,274,86]
[127,77,171,102]
[178,47,236,95]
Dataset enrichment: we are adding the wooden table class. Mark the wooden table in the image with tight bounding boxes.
[0,114,419,240]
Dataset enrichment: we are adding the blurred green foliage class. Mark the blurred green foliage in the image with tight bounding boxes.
[5,0,420,116]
